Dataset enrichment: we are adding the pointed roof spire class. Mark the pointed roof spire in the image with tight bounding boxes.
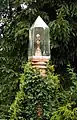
[30,16,48,29]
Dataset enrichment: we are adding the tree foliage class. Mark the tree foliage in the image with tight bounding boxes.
[0,0,77,119]
[51,103,77,120]
[50,64,77,120]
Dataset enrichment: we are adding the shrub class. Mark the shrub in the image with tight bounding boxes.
[50,103,77,120]
[9,62,60,120]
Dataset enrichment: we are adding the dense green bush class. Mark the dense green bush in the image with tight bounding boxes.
[0,66,19,119]
[67,64,77,102]
[9,62,61,119]
[10,62,77,120]
[51,103,77,120]
[50,65,77,120]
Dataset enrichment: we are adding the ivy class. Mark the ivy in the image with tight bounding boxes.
[9,62,61,119]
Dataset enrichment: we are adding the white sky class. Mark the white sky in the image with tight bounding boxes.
[21,3,27,9]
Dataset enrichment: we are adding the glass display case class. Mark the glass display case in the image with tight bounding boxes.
[28,16,50,59]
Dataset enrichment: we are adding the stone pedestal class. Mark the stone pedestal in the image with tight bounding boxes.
[29,56,50,76]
